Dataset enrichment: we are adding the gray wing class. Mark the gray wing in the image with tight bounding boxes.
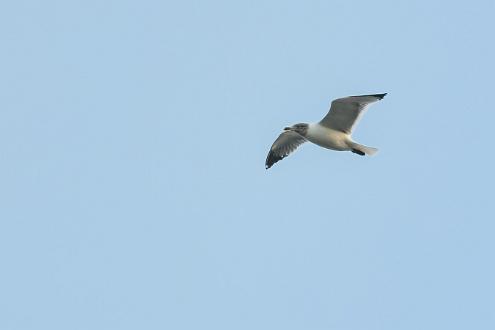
[265,131,307,169]
[319,93,387,134]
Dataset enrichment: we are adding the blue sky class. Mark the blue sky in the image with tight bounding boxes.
[1,0,494,329]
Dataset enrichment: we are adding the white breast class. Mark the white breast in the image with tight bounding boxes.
[305,123,350,151]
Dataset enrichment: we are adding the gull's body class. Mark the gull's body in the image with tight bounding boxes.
[305,123,350,151]
[265,93,387,169]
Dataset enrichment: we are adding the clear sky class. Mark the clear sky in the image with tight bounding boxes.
[1,1,494,329]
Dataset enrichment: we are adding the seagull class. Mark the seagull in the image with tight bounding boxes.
[265,93,387,169]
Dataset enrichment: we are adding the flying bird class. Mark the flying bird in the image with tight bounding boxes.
[265,93,387,169]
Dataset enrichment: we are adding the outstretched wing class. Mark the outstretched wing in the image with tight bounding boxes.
[319,93,387,134]
[265,131,307,169]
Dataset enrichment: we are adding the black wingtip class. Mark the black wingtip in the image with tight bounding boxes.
[265,152,282,170]
[372,93,387,99]
[349,93,387,100]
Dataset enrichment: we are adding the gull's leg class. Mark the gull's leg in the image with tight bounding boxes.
[351,149,365,156]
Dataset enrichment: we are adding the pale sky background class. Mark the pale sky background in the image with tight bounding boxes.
[1,1,495,329]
